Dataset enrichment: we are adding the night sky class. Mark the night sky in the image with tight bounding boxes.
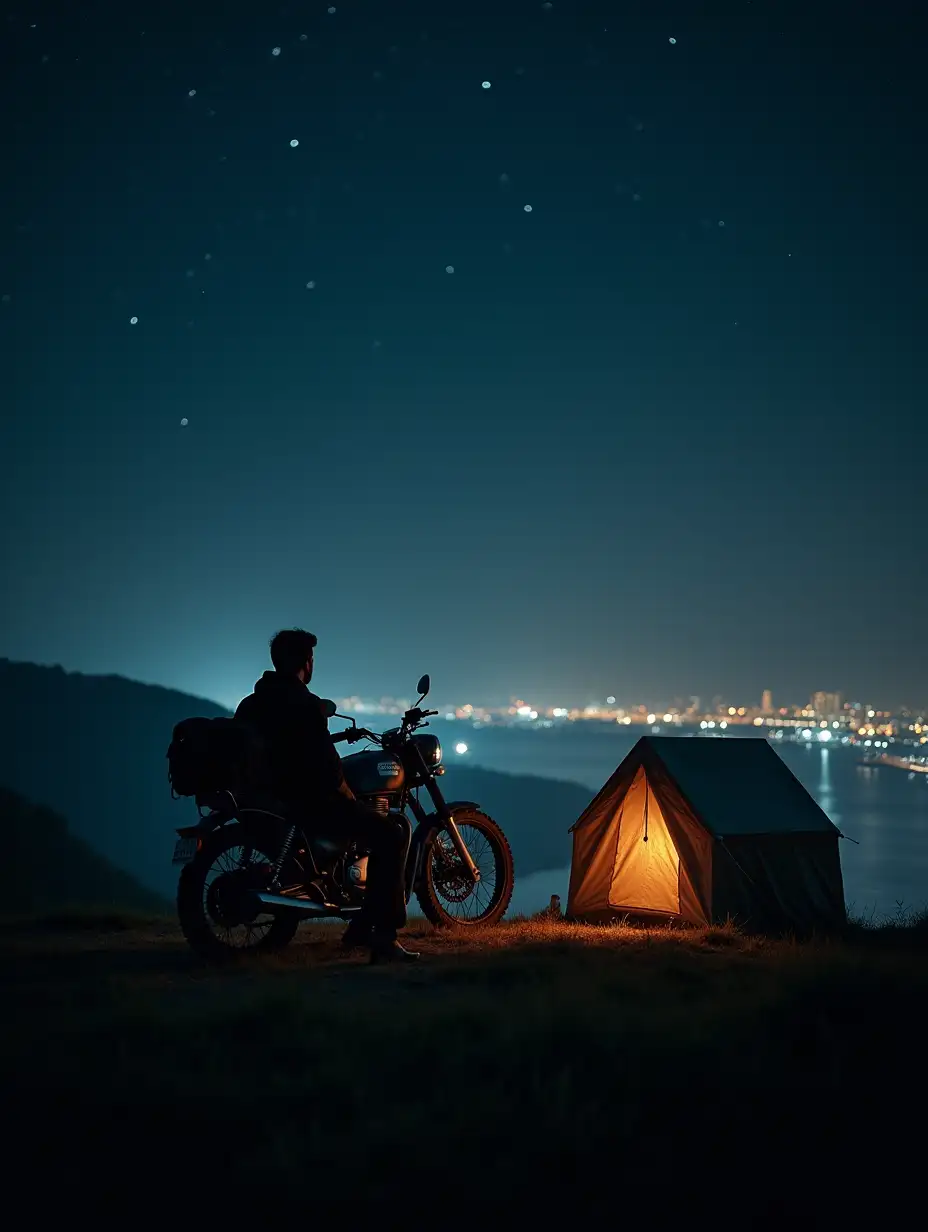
[2,1,924,712]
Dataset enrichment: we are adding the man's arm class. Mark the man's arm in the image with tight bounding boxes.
[299,692,352,798]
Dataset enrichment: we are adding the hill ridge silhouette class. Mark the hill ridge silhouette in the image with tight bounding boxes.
[0,658,591,898]
[1,656,230,710]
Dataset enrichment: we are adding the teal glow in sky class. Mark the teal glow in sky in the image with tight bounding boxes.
[2,0,924,710]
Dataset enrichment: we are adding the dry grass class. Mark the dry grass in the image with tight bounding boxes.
[2,913,926,1221]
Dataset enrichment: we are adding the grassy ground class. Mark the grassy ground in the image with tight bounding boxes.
[2,912,927,1222]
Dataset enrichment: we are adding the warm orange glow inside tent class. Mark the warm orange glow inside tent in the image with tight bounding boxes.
[609,767,681,915]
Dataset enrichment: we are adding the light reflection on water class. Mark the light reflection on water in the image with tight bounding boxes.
[431,723,928,920]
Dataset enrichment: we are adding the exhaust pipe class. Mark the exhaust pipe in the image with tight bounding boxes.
[251,890,362,919]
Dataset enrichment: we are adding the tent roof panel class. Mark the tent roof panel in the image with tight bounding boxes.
[639,736,839,837]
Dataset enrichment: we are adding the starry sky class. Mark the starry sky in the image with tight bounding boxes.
[2,0,925,712]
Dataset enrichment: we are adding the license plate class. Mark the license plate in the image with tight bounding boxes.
[172,837,198,865]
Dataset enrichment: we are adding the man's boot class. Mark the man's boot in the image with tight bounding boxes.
[369,933,420,964]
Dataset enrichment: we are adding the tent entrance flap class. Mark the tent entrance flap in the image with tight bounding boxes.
[608,767,681,915]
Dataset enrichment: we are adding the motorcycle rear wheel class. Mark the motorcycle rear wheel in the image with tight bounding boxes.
[416,808,514,927]
[177,823,300,961]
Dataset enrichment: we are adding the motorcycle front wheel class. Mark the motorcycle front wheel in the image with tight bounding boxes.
[177,823,300,961]
[416,808,514,927]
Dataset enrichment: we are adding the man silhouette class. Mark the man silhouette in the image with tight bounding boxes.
[235,628,419,963]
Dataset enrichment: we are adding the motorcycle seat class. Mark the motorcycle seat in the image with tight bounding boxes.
[229,792,345,839]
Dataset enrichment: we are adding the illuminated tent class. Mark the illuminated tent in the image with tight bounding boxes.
[567,736,846,932]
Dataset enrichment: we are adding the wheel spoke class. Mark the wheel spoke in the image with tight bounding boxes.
[200,843,277,948]
[429,821,508,924]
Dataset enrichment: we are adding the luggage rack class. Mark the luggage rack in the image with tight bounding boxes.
[195,788,239,816]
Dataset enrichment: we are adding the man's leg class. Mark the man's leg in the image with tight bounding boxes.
[322,796,414,949]
[342,803,411,936]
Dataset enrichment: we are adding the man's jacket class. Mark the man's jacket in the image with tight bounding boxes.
[234,671,351,805]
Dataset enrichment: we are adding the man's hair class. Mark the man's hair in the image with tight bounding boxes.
[269,628,318,674]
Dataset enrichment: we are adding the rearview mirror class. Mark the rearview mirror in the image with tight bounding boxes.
[416,674,430,698]
[319,698,337,719]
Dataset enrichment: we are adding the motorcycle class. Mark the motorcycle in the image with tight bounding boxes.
[171,674,515,959]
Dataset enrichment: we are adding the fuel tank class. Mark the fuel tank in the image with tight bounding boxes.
[341,748,405,796]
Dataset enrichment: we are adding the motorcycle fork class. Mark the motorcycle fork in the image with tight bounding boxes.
[417,779,482,884]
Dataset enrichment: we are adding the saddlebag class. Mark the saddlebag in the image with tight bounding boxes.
[167,717,266,799]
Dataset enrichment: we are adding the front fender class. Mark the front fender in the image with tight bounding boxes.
[410,800,481,844]
[445,800,481,814]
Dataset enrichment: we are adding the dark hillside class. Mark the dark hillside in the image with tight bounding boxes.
[0,658,229,896]
[0,659,589,897]
[0,785,168,914]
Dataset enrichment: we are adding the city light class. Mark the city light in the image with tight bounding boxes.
[327,689,923,761]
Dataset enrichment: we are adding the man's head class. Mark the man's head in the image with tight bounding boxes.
[269,628,318,684]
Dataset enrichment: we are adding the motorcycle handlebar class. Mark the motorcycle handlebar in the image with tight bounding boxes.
[335,716,443,744]
[340,727,379,744]
[332,728,376,743]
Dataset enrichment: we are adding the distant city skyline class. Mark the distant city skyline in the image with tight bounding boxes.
[332,686,925,723]
[4,650,925,724]
[329,685,927,751]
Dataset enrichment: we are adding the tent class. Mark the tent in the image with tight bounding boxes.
[567,736,846,932]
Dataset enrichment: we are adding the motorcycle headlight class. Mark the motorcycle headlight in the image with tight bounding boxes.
[413,734,442,767]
